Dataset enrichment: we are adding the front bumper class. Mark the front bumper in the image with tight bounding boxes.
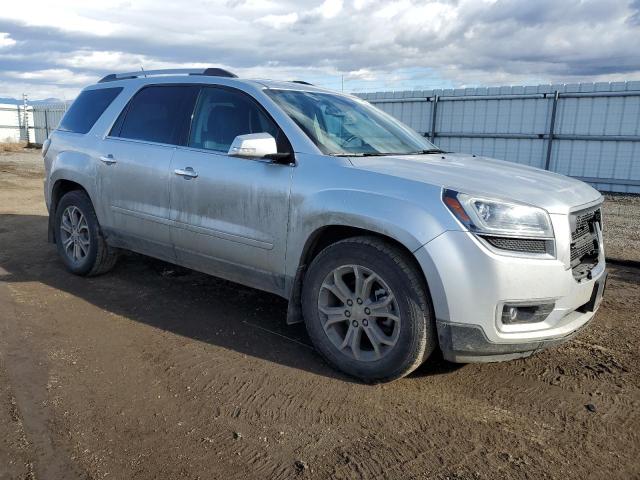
[415,230,606,363]
[436,314,595,362]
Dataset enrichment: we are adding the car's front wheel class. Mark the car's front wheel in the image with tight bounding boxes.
[54,190,118,276]
[302,236,436,382]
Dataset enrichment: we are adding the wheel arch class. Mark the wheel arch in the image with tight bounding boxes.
[48,178,92,243]
[285,223,433,326]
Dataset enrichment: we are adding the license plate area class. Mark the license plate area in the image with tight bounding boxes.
[578,272,607,313]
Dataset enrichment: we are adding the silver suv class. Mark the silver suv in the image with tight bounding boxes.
[43,68,607,382]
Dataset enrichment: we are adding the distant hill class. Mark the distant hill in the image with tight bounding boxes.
[0,97,69,105]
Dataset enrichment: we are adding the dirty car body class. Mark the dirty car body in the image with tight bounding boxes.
[43,69,606,381]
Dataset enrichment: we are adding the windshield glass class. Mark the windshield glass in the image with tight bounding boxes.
[265,89,439,156]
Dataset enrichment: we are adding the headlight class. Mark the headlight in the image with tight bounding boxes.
[443,189,554,239]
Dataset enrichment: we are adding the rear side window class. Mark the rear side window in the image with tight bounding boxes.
[111,85,199,145]
[58,87,122,134]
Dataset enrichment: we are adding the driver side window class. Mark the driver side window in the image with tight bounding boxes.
[189,87,282,153]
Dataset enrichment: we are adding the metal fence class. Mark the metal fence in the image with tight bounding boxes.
[0,103,61,144]
[0,104,29,142]
[357,81,640,194]
[31,104,68,145]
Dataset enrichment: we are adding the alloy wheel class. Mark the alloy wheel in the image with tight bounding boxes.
[59,206,90,264]
[318,264,401,362]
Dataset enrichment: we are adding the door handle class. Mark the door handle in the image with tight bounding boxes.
[174,167,198,178]
[99,154,116,165]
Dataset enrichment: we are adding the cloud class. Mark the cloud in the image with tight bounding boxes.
[0,32,16,48]
[4,68,96,86]
[0,0,638,99]
[257,12,299,29]
[0,3,118,36]
[345,68,377,81]
[315,0,343,19]
[627,0,640,24]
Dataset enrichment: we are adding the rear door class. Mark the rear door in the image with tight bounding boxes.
[97,85,199,261]
[169,86,294,295]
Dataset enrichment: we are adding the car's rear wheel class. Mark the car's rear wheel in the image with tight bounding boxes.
[54,190,118,276]
[302,236,436,382]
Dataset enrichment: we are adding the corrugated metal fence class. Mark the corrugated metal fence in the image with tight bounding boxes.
[0,103,29,142]
[0,102,68,145]
[357,81,640,194]
[31,103,68,145]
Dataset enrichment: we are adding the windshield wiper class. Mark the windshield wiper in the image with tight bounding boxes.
[332,150,446,157]
[408,149,446,154]
[331,152,393,157]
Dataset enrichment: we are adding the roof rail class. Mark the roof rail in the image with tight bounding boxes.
[291,80,313,85]
[200,68,237,78]
[98,68,238,83]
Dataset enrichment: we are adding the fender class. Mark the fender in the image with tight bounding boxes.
[283,153,463,275]
[282,185,458,324]
[294,191,441,254]
[47,149,101,242]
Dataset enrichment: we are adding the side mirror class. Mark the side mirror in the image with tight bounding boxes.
[228,133,278,159]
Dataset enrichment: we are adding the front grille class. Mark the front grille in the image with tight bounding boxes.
[571,233,597,262]
[483,236,549,254]
[570,206,602,280]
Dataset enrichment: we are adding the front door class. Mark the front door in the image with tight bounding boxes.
[169,86,294,295]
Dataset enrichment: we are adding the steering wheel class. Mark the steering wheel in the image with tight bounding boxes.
[341,134,360,147]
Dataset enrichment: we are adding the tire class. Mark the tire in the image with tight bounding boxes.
[54,190,118,276]
[302,236,436,382]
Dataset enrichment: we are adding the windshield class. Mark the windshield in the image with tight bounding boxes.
[265,89,440,156]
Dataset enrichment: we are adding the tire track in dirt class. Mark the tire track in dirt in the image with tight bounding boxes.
[0,355,36,480]
[4,252,640,479]
[0,284,86,480]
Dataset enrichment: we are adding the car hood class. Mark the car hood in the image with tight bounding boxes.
[348,153,602,214]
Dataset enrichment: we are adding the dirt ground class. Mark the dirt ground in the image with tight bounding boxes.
[0,149,639,480]
[603,194,640,263]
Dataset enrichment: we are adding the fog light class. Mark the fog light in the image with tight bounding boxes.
[501,303,554,324]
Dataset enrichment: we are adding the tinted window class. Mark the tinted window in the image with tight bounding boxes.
[58,87,122,134]
[114,85,199,145]
[189,87,283,153]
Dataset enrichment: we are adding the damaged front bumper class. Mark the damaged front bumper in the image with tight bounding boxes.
[415,230,607,363]
[435,315,594,363]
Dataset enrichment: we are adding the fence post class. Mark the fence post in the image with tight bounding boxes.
[429,95,439,143]
[44,109,50,140]
[21,93,29,143]
[15,105,22,141]
[544,90,559,170]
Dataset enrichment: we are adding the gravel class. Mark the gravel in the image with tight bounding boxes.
[603,194,640,263]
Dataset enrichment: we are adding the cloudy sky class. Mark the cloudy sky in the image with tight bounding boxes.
[0,0,639,100]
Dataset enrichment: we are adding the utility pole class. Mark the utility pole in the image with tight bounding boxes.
[21,93,29,143]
